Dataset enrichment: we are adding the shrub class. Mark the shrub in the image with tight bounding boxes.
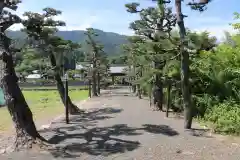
[203,101,240,135]
[193,94,219,117]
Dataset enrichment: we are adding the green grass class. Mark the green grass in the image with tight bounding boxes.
[0,90,88,133]
[21,85,88,90]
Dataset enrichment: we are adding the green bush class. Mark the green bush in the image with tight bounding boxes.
[193,94,219,117]
[203,101,240,135]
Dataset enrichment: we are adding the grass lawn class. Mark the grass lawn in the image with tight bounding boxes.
[21,85,88,90]
[0,89,88,133]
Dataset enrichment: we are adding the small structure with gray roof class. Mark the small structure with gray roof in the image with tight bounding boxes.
[109,66,128,84]
[76,64,129,84]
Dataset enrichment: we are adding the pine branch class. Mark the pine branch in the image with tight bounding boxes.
[0,12,21,31]
[187,0,210,5]
[152,0,171,4]
[0,0,21,12]
[187,0,212,12]
[125,3,143,13]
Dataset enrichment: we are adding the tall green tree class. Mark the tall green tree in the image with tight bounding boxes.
[123,36,148,98]
[126,0,212,128]
[96,51,109,94]
[174,0,211,129]
[22,8,83,114]
[15,47,51,79]
[84,28,108,96]
[125,1,177,110]
[147,0,212,128]
[0,0,45,148]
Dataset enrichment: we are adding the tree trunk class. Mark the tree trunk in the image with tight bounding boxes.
[158,81,163,111]
[151,60,163,111]
[49,53,81,114]
[152,68,163,111]
[137,67,143,99]
[136,84,142,99]
[181,50,192,129]
[91,72,98,96]
[132,66,137,93]
[132,84,136,93]
[91,57,98,96]
[149,83,153,107]
[166,81,171,117]
[88,79,92,98]
[152,84,163,111]
[0,41,44,149]
[175,0,192,129]
[112,76,115,85]
[97,72,100,95]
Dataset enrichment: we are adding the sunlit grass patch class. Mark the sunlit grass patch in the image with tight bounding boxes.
[0,89,88,133]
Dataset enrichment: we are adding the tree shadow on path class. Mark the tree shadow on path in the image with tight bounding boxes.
[40,107,179,158]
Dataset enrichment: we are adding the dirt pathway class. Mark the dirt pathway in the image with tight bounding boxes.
[0,88,240,160]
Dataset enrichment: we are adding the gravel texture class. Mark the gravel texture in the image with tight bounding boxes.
[0,87,240,160]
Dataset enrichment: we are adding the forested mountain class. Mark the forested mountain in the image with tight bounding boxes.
[6,29,129,55]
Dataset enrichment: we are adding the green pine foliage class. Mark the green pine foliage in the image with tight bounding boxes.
[84,28,109,95]
[124,0,240,134]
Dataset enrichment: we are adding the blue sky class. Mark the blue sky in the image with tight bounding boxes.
[10,0,239,40]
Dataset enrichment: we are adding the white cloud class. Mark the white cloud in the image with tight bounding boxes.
[185,15,238,40]
[9,13,99,31]
[192,25,237,41]
[58,15,99,31]
[6,4,239,41]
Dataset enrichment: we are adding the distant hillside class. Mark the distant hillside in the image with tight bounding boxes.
[6,29,129,55]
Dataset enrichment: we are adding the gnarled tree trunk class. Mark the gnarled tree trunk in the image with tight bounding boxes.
[49,53,82,114]
[0,37,44,149]
[175,0,192,129]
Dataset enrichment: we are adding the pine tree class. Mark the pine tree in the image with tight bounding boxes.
[125,1,177,110]
[151,0,211,128]
[174,0,211,129]
[22,8,83,114]
[0,0,46,149]
[84,28,108,96]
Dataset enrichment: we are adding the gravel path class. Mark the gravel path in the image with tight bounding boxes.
[1,87,240,160]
